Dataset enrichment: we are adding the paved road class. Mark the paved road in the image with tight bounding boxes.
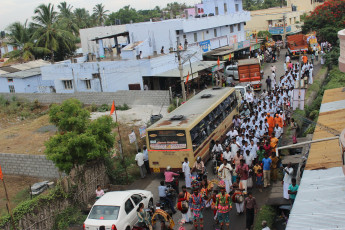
[128,160,271,230]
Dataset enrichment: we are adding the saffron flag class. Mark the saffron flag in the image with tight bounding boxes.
[0,165,3,180]
[229,53,232,61]
[217,57,220,67]
[266,36,268,41]
[256,37,258,44]
[185,72,189,84]
[110,100,115,115]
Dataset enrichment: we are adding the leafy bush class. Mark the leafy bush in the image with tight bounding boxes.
[257,31,272,39]
[254,205,275,230]
[97,104,111,112]
[52,206,86,230]
[85,104,98,112]
[167,103,176,113]
[116,103,130,111]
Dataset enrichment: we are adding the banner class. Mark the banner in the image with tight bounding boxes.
[199,40,211,52]
[139,126,147,138]
[129,131,136,143]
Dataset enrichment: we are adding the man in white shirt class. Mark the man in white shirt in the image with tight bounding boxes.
[244,150,254,167]
[223,146,232,162]
[182,157,192,188]
[135,148,146,179]
[218,159,233,193]
[274,124,283,139]
[283,163,293,199]
[226,126,238,139]
[230,138,240,159]
[212,140,223,153]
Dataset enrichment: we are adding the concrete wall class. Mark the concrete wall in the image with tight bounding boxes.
[203,0,243,15]
[0,75,54,93]
[79,24,128,54]
[339,29,345,73]
[0,153,61,178]
[287,0,324,12]
[0,90,171,106]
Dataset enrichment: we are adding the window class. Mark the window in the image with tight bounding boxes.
[92,73,100,78]
[224,3,227,13]
[190,92,238,151]
[88,205,120,220]
[215,7,219,15]
[63,80,73,90]
[85,80,91,89]
[194,33,198,42]
[214,29,217,37]
[289,18,292,25]
[131,195,143,205]
[176,30,180,35]
[235,4,239,12]
[124,199,134,214]
[7,78,13,82]
[148,130,187,150]
[230,25,234,33]
[238,23,241,31]
[9,85,15,93]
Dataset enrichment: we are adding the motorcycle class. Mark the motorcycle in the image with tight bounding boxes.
[159,185,176,216]
[212,151,223,175]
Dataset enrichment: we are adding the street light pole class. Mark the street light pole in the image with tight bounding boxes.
[177,39,187,102]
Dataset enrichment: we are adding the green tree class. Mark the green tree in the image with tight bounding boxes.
[5,21,49,63]
[57,2,79,35]
[74,8,95,29]
[93,3,109,26]
[31,3,76,62]
[45,99,116,174]
[105,5,139,25]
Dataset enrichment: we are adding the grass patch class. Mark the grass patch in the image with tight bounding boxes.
[254,205,275,230]
[0,188,31,216]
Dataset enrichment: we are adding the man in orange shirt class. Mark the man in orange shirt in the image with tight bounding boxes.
[274,113,283,128]
[266,113,275,136]
[302,54,308,64]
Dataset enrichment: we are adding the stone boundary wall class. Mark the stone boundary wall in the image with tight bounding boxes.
[0,153,61,178]
[0,90,170,106]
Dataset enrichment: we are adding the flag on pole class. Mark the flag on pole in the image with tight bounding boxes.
[185,72,190,84]
[0,165,3,180]
[217,57,220,67]
[229,53,232,61]
[110,100,115,115]
[266,36,268,41]
[256,37,258,44]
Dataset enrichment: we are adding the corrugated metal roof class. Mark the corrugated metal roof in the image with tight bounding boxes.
[0,66,20,73]
[11,60,49,71]
[153,61,222,78]
[0,67,42,79]
[286,167,345,230]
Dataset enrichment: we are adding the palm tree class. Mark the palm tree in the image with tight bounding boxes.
[93,3,109,26]
[74,8,95,29]
[57,1,73,18]
[5,21,49,63]
[32,3,76,62]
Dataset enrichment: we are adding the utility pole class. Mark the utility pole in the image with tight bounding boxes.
[177,39,187,102]
[282,14,287,46]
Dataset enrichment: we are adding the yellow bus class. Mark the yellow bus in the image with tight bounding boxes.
[146,87,239,173]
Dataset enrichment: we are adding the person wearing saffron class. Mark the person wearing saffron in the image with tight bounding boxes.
[215,180,232,230]
[266,113,275,136]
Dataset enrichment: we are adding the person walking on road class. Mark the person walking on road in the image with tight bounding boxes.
[266,76,272,91]
[182,158,192,188]
[282,163,293,199]
[262,153,272,188]
[215,180,232,230]
[189,184,205,230]
[231,177,245,215]
[244,192,257,230]
[218,159,233,193]
[135,148,146,179]
[236,159,249,194]
[143,146,151,175]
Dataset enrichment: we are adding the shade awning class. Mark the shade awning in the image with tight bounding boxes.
[153,61,224,78]
[91,31,129,41]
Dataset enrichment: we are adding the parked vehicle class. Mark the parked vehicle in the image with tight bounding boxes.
[224,64,239,80]
[305,32,321,53]
[287,34,308,58]
[83,190,153,230]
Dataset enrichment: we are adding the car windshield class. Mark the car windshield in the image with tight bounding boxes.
[88,206,120,220]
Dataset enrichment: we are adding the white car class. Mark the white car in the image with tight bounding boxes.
[83,190,154,230]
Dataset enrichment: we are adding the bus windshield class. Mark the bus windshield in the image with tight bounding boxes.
[148,130,187,150]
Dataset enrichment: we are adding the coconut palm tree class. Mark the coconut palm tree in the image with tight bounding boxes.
[57,1,73,19]
[5,21,49,63]
[57,2,79,35]
[31,3,76,62]
[93,3,109,26]
[74,8,95,29]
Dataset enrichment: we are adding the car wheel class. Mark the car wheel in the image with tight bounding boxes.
[148,198,153,209]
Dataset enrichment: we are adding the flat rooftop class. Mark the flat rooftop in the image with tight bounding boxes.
[305,87,345,170]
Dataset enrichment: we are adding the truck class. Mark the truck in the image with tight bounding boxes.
[287,34,308,58]
[237,59,262,91]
